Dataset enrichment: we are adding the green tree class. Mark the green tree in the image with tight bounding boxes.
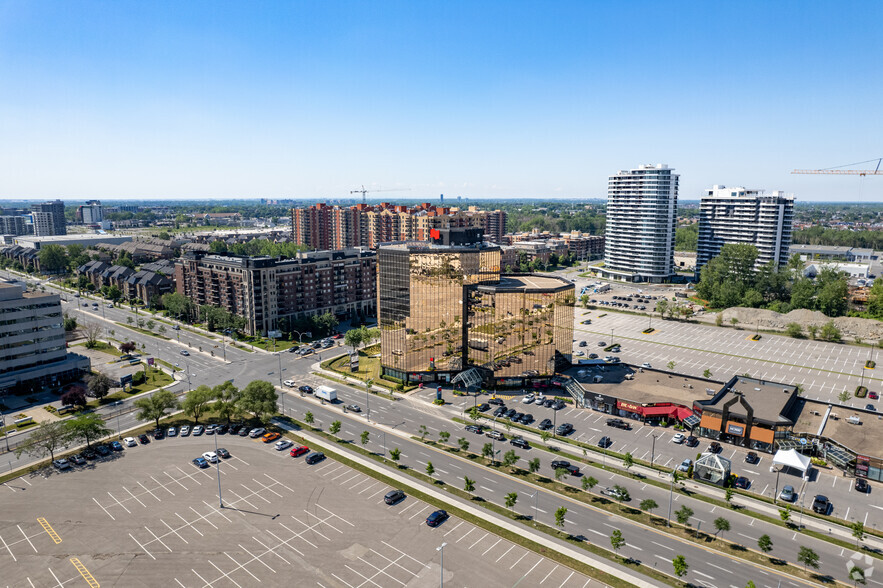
[807,324,819,339]
[612,485,630,504]
[16,421,70,463]
[438,431,450,444]
[852,521,866,547]
[779,506,791,524]
[458,437,469,452]
[797,546,819,572]
[757,534,773,556]
[425,461,435,478]
[609,529,625,555]
[134,389,180,428]
[583,476,598,492]
[304,411,315,425]
[639,498,658,513]
[675,505,693,526]
[839,390,851,403]
[528,457,541,474]
[161,292,192,319]
[821,321,841,342]
[554,506,567,529]
[82,322,103,349]
[622,452,634,470]
[212,381,241,423]
[667,360,676,371]
[329,420,341,435]
[107,284,122,302]
[467,406,481,422]
[126,316,133,325]
[389,448,401,463]
[182,385,215,424]
[418,424,428,441]
[541,430,551,445]
[816,266,849,316]
[703,368,712,379]
[344,328,364,352]
[64,413,111,448]
[580,294,589,308]
[554,467,568,481]
[482,442,495,462]
[785,322,804,338]
[655,299,670,317]
[239,380,278,423]
[86,372,113,400]
[672,555,689,577]
[725,487,734,506]
[360,430,370,446]
[38,244,69,273]
[790,277,816,310]
[713,516,731,539]
[464,476,475,493]
[505,492,518,510]
[502,449,519,470]
[850,565,867,586]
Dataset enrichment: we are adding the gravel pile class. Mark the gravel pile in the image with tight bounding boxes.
[714,307,883,342]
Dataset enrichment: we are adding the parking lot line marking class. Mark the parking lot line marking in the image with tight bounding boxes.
[124,487,147,508]
[137,481,162,502]
[161,519,189,545]
[278,522,319,549]
[331,469,352,482]
[129,532,155,560]
[177,512,203,536]
[208,559,243,588]
[315,503,355,527]
[358,482,378,495]
[339,472,361,485]
[456,527,475,543]
[369,549,420,577]
[509,550,529,570]
[397,502,418,515]
[225,552,261,582]
[174,578,186,587]
[190,567,212,587]
[331,573,358,588]
[344,564,384,588]
[0,532,16,562]
[380,541,426,568]
[357,556,407,586]
[348,477,370,491]
[18,525,38,553]
[252,477,284,498]
[409,507,429,521]
[540,563,559,584]
[482,538,502,556]
[92,497,115,521]
[241,483,273,504]
[150,475,175,495]
[495,544,516,563]
[226,488,260,512]
[443,521,463,536]
[470,532,489,549]
[164,471,189,491]
[47,566,64,587]
[192,505,217,528]
[106,491,131,513]
[290,515,331,542]
[37,517,62,545]
[70,557,99,588]
[238,543,276,573]
[145,526,173,553]
[252,535,291,565]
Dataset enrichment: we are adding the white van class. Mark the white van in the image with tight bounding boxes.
[315,386,338,402]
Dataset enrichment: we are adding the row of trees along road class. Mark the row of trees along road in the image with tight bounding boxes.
[696,243,849,317]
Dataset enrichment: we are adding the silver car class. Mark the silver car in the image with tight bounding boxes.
[779,485,796,502]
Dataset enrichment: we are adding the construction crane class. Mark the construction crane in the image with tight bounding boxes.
[792,158,883,176]
[350,185,410,204]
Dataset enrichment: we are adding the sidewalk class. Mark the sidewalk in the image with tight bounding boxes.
[272,416,664,588]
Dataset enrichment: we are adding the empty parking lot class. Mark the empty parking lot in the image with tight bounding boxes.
[1,432,596,587]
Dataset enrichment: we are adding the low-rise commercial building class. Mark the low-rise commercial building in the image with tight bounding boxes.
[175,248,376,336]
[0,283,90,393]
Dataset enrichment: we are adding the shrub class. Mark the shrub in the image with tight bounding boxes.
[132,371,146,385]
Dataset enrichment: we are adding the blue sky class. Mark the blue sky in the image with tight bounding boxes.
[0,1,880,201]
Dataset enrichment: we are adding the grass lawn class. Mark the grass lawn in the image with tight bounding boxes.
[152,358,183,372]
[328,350,381,382]
[72,341,123,357]
[86,367,175,408]
[244,337,299,352]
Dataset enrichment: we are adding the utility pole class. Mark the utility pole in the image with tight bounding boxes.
[436,542,446,588]
[650,433,658,467]
[214,430,223,508]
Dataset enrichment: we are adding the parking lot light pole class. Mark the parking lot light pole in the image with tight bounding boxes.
[667,471,676,527]
[436,542,447,588]
[773,465,783,503]
[530,490,539,521]
[650,433,658,467]
[213,432,223,508]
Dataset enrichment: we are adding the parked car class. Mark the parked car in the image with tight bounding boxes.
[110,441,124,451]
[283,380,296,387]
[167,427,177,437]
[856,478,870,493]
[488,398,505,406]
[249,427,267,438]
[505,409,517,419]
[95,444,111,456]
[870,391,880,400]
[734,476,751,489]
[71,454,86,465]
[555,423,574,436]
[641,363,652,368]
[671,433,685,444]
[192,457,209,468]
[346,404,362,413]
[180,425,191,437]
[600,487,628,501]
[579,341,587,347]
[215,424,228,435]
[53,458,71,470]
[465,424,484,434]
[216,448,231,459]
[510,437,530,449]
[305,452,325,465]
[685,436,699,447]
[262,432,281,443]
[708,441,722,453]
[124,437,137,447]
[867,404,877,412]
[82,448,98,460]
[598,436,612,448]
[551,460,580,475]
[522,394,535,404]
[290,445,309,457]
[193,425,204,436]
[384,489,406,505]
[493,407,507,418]
[202,451,218,463]
[476,403,491,412]
[538,419,553,431]
[779,485,796,502]
[138,434,150,445]
[745,451,759,464]
[299,385,313,394]
[275,439,293,451]
[153,428,165,440]
[519,413,534,425]
[486,430,505,441]
[811,495,830,514]
[238,427,250,436]
[677,458,692,472]
[426,510,448,527]
[205,424,217,435]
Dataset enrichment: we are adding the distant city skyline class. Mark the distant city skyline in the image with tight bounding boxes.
[0,1,880,202]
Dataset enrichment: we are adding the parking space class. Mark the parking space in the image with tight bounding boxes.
[0,431,595,588]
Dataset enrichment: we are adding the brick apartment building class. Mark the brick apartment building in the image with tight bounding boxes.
[175,249,377,336]
[291,202,507,250]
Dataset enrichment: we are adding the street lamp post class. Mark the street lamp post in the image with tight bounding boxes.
[213,430,223,508]
[185,361,192,391]
[436,542,447,588]
[530,490,539,521]
[773,465,783,503]
[667,471,676,526]
[650,434,658,467]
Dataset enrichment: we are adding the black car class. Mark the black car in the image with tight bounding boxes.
[426,509,448,527]
[305,452,326,465]
[551,460,580,475]
[542,398,555,408]
[493,407,507,418]
[476,403,491,412]
[228,424,242,435]
[553,400,566,410]
[465,424,484,434]
[555,423,574,436]
[538,418,553,431]
[708,441,722,454]
[239,427,250,436]
[215,424,228,435]
[745,451,759,464]
[606,418,623,427]
[513,412,525,422]
[598,436,612,448]
[216,448,231,459]
[856,478,870,493]
[811,495,830,514]
[488,398,505,406]
[505,409,517,419]
[384,489,406,505]
[299,385,313,394]
[685,436,699,447]
[519,413,534,425]
[138,434,150,445]
[95,444,111,457]
[734,476,750,489]
[82,448,98,460]
[510,437,530,449]
[153,428,165,440]
[486,430,505,441]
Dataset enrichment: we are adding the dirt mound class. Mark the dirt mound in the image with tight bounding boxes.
[717,307,883,342]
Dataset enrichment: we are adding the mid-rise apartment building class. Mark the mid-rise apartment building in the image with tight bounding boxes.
[78,200,103,224]
[602,164,678,283]
[175,249,376,336]
[696,186,794,274]
[0,283,90,393]
[291,202,507,250]
[31,200,66,236]
[0,216,27,236]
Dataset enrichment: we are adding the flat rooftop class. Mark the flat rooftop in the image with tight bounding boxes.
[699,376,798,425]
[819,409,883,458]
[565,364,712,407]
[483,274,573,293]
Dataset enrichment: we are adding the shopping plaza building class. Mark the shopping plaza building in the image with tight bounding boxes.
[378,228,574,386]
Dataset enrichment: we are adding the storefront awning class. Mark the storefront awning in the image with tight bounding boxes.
[700,413,723,430]
[675,407,694,422]
[642,405,675,417]
[749,427,775,444]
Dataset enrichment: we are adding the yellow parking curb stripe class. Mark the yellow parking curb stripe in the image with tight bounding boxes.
[70,558,99,588]
[37,517,61,544]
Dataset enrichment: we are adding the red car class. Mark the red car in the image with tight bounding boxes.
[870,391,879,400]
[332,333,343,339]
[290,445,309,457]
